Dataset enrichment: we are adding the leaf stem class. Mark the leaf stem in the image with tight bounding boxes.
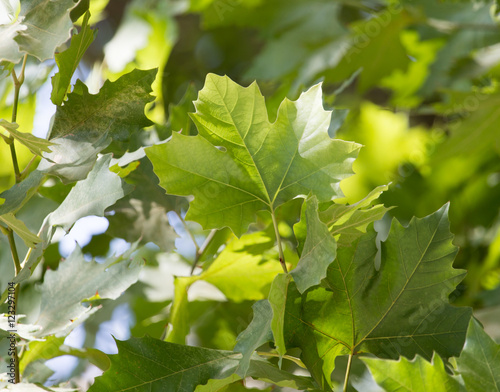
[190,229,217,275]
[5,227,22,383]
[19,155,38,181]
[271,210,288,273]
[174,211,200,253]
[256,351,306,369]
[343,353,353,392]
[10,54,28,184]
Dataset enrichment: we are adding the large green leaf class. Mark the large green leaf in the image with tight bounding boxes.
[362,354,466,392]
[51,11,97,105]
[146,74,360,237]
[89,337,241,392]
[457,318,500,392]
[284,205,472,387]
[34,243,142,337]
[89,336,315,392]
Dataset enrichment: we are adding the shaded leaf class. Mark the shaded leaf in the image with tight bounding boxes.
[234,300,273,377]
[89,336,316,392]
[34,243,143,337]
[88,337,242,392]
[362,354,466,392]
[147,74,360,237]
[285,205,472,387]
[457,318,500,392]
[49,68,156,141]
[324,10,411,92]
[0,170,45,215]
[291,196,336,293]
[268,273,292,363]
[51,11,97,105]
[0,119,53,156]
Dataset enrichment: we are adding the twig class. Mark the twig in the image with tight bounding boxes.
[190,229,217,275]
[271,210,288,273]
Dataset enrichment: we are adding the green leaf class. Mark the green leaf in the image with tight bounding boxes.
[457,318,500,392]
[234,300,273,377]
[291,196,336,293]
[146,74,360,237]
[268,273,291,362]
[319,184,392,247]
[0,170,45,215]
[285,205,472,387]
[11,154,132,287]
[166,232,282,344]
[34,243,142,337]
[195,232,282,301]
[51,11,97,105]
[324,10,411,92]
[0,212,40,248]
[89,337,242,392]
[49,68,156,141]
[362,354,466,392]
[90,336,316,392]
[14,0,78,62]
[0,119,53,156]
[107,154,181,251]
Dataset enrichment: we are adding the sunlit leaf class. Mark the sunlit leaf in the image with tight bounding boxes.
[0,119,53,156]
[147,74,360,237]
[363,353,466,392]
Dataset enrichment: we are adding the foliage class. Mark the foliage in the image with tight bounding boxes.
[0,0,499,391]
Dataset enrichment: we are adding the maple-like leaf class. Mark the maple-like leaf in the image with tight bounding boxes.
[283,204,472,388]
[147,74,360,237]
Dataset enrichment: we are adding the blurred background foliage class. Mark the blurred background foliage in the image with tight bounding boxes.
[1,0,500,388]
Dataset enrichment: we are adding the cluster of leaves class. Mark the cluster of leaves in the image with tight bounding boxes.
[0,0,499,391]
